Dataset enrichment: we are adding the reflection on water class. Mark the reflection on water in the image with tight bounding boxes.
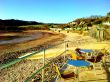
[0,36,26,40]
[0,32,43,44]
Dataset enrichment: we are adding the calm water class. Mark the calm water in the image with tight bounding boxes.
[0,32,43,45]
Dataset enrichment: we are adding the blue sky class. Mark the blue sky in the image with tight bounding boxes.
[0,0,110,23]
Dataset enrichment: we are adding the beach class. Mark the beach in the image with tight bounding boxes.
[28,30,110,59]
[0,30,65,63]
[0,30,110,82]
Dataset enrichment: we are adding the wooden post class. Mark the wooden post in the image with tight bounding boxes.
[64,41,66,62]
[42,46,45,82]
[96,29,100,41]
[100,30,104,41]
[77,67,79,82]
[99,30,101,41]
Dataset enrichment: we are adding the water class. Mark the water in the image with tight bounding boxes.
[0,32,43,45]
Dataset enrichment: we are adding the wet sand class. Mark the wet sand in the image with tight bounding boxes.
[0,30,65,63]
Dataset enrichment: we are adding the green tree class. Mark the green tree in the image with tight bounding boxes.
[107,12,110,17]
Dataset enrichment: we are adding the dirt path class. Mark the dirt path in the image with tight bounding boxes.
[28,30,110,59]
[64,31,110,49]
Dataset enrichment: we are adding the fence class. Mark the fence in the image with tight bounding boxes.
[1,39,110,82]
[89,27,110,41]
[0,40,71,82]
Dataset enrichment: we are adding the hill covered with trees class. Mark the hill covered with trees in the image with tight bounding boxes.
[0,19,43,26]
[0,19,43,31]
[67,12,110,29]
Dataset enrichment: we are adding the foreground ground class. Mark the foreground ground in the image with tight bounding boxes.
[0,30,110,82]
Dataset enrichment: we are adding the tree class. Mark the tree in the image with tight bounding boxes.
[107,12,110,17]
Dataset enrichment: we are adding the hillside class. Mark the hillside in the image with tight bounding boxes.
[0,19,44,31]
[67,12,110,29]
[0,19,43,26]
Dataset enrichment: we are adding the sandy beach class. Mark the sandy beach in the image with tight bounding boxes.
[27,30,110,59]
[0,30,110,82]
[1,30,110,61]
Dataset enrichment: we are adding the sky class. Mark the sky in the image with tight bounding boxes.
[0,0,110,23]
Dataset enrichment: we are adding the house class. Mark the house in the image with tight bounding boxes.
[64,27,72,30]
[49,28,62,31]
[68,21,77,25]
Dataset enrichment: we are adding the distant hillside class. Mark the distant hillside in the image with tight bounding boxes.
[0,19,44,31]
[66,12,110,41]
[68,12,110,28]
[0,19,43,26]
[0,19,64,31]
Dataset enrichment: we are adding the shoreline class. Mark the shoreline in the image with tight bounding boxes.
[0,30,65,63]
[0,32,43,45]
[1,30,110,82]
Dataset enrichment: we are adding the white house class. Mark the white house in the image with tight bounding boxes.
[49,28,62,31]
[68,21,77,25]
